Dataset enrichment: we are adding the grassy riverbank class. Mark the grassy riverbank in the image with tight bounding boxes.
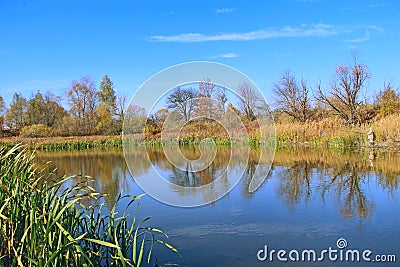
[275,115,400,148]
[0,145,176,266]
[1,114,400,150]
[0,135,123,151]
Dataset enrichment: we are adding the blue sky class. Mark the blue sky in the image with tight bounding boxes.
[0,0,399,107]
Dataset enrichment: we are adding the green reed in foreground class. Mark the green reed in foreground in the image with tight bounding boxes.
[0,145,177,267]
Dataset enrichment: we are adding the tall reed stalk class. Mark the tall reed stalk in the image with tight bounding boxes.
[0,145,176,267]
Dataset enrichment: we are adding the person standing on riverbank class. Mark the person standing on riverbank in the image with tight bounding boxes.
[367,127,375,146]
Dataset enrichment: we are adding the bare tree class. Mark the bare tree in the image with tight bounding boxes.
[124,104,147,134]
[111,93,127,134]
[317,56,371,124]
[199,77,216,98]
[0,95,4,116]
[216,88,228,115]
[237,82,264,121]
[196,78,217,118]
[67,75,98,135]
[166,87,198,122]
[273,70,312,122]
[0,95,5,134]
[116,93,127,119]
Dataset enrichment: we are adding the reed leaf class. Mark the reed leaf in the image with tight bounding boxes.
[0,145,177,266]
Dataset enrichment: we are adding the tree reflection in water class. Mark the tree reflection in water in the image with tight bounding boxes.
[321,163,375,219]
[275,162,312,210]
[37,150,145,208]
[36,146,400,219]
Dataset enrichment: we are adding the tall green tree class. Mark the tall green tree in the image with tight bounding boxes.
[25,91,67,128]
[6,93,28,132]
[25,92,46,126]
[96,75,118,134]
[98,75,116,113]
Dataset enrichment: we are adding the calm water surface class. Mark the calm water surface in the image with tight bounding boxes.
[37,147,400,266]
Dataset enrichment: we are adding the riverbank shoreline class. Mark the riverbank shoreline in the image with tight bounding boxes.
[1,134,400,151]
[2,114,400,150]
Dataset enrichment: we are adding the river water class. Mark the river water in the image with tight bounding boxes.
[37,146,400,266]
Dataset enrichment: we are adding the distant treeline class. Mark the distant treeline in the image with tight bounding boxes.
[0,54,399,139]
[0,75,126,137]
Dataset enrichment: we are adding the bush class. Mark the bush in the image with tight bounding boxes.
[20,124,54,138]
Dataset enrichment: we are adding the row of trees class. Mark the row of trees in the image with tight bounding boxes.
[121,77,268,136]
[1,55,399,137]
[155,56,399,131]
[164,78,265,123]
[0,75,126,137]
[273,56,400,124]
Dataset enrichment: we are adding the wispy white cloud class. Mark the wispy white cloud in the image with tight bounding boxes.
[218,52,239,58]
[345,30,370,43]
[369,25,384,32]
[345,3,389,12]
[367,3,389,8]
[149,23,337,43]
[215,8,235,13]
